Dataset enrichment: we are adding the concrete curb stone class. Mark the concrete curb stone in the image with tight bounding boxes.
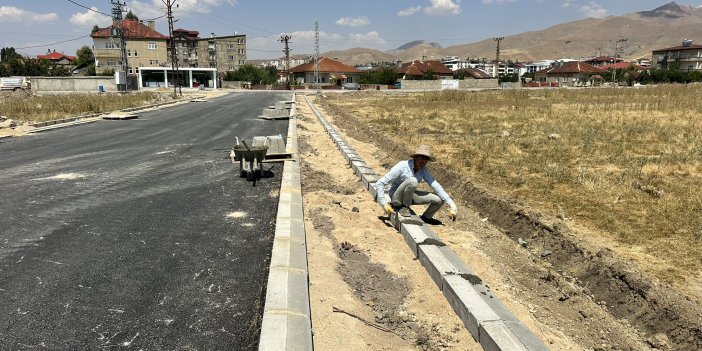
[259,93,313,351]
[302,94,549,351]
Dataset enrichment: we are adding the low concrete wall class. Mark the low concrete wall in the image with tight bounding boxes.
[460,79,499,89]
[31,77,118,93]
[221,80,247,89]
[399,79,499,90]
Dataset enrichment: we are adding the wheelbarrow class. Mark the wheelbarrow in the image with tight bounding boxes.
[231,139,268,186]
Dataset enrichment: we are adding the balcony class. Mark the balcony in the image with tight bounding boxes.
[93,48,121,59]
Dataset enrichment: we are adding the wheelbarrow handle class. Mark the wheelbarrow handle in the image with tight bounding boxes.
[241,139,251,151]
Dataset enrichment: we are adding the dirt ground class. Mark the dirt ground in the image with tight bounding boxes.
[297,94,702,351]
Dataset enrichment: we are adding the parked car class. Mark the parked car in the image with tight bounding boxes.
[0,77,26,91]
[342,82,359,90]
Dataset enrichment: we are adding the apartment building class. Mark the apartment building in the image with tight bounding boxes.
[91,20,168,75]
[169,28,201,68]
[651,40,702,72]
[195,34,247,76]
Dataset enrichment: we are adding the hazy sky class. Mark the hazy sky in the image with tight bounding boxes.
[0,0,698,59]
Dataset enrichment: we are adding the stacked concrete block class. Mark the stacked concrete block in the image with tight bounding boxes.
[261,98,295,119]
[302,94,549,351]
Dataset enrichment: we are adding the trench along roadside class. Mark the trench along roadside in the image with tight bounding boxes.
[298,96,589,350]
[308,93,702,351]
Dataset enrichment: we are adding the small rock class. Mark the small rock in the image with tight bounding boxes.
[480,217,489,222]
[541,250,552,258]
[647,333,670,349]
[0,118,16,129]
[548,133,561,140]
[579,310,589,318]
[501,131,510,137]
[331,200,342,206]
[517,237,528,248]
[558,294,570,302]
[351,207,359,212]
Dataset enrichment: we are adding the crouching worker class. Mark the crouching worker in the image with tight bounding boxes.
[375,144,457,225]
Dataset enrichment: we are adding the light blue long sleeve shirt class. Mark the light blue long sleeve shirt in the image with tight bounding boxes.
[375,159,455,209]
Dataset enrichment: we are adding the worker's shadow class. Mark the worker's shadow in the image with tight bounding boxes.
[260,165,276,178]
[377,215,394,227]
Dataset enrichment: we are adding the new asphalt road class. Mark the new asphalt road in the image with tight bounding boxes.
[0,92,291,350]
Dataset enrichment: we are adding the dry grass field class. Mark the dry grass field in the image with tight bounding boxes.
[0,92,161,122]
[323,85,702,287]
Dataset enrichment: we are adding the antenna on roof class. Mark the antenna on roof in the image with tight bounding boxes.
[683,39,693,47]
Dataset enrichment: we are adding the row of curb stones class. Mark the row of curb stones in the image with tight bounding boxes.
[302,95,549,351]
[258,94,314,351]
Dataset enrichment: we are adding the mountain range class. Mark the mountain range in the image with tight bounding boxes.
[319,2,702,66]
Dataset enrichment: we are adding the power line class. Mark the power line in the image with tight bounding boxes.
[65,0,111,17]
[0,31,80,38]
[13,35,91,49]
[191,12,277,36]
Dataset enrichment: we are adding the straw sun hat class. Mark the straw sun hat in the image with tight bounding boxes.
[410,144,436,162]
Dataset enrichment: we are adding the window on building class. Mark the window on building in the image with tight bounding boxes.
[238,49,245,54]
[128,68,133,74]
[133,50,138,57]
[150,60,158,65]
[106,42,116,49]
[227,44,235,50]
[238,38,245,45]
[107,60,117,66]
[148,42,158,50]
[228,55,234,61]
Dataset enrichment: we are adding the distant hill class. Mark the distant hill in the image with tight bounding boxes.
[318,1,702,65]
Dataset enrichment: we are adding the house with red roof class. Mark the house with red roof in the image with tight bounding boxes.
[583,56,623,68]
[91,19,168,75]
[534,61,607,87]
[397,60,453,80]
[37,49,76,67]
[289,57,361,87]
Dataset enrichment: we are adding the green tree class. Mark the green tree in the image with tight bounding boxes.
[91,25,101,33]
[224,64,278,85]
[125,10,139,21]
[1,47,22,62]
[498,73,519,83]
[74,46,95,67]
[360,66,397,85]
[422,69,437,80]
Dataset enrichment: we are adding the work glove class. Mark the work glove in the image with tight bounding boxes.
[384,203,395,215]
[448,204,458,221]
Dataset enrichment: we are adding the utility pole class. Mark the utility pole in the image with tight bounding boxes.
[163,0,181,96]
[612,37,627,83]
[493,37,504,78]
[279,34,291,90]
[314,21,320,94]
[111,1,129,91]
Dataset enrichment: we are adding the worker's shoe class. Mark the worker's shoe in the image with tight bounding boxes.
[398,206,412,218]
[420,215,442,225]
